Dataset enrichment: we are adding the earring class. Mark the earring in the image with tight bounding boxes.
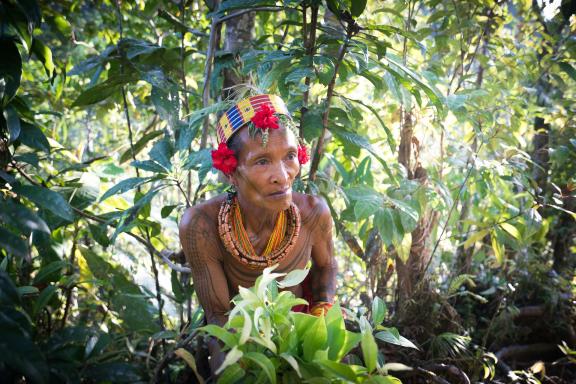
[227,185,237,201]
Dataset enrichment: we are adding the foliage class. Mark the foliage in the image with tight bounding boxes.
[196,266,406,383]
[0,0,575,382]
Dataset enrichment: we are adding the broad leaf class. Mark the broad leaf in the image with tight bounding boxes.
[12,184,74,221]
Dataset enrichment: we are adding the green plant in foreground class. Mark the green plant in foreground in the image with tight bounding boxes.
[189,266,410,384]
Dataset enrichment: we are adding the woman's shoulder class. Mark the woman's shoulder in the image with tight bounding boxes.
[292,192,331,225]
[179,194,227,231]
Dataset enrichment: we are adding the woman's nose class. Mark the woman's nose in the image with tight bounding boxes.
[271,162,289,184]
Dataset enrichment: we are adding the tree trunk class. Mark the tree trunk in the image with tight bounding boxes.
[394,109,440,308]
[222,11,255,99]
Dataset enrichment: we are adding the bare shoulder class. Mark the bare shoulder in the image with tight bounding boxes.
[293,193,332,230]
[179,195,224,231]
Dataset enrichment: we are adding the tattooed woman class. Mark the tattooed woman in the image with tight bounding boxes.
[179,94,337,371]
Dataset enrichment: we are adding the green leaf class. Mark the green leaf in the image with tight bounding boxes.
[499,222,520,240]
[491,230,505,266]
[372,297,386,326]
[0,227,28,258]
[148,137,174,171]
[80,246,159,333]
[302,315,328,361]
[314,56,335,85]
[33,284,57,316]
[100,177,153,202]
[277,268,309,288]
[558,62,576,82]
[17,286,39,296]
[244,352,277,384]
[174,348,205,384]
[217,363,245,384]
[318,360,358,381]
[4,105,21,142]
[161,205,178,218]
[280,353,301,378]
[216,346,243,375]
[13,184,74,221]
[18,122,50,153]
[374,208,397,246]
[0,38,22,106]
[119,130,164,164]
[171,269,184,303]
[285,66,315,84]
[33,260,67,285]
[332,127,394,179]
[31,38,54,78]
[392,232,411,263]
[71,74,136,107]
[0,199,50,234]
[375,329,419,349]
[388,198,419,232]
[350,0,367,17]
[0,271,21,305]
[361,330,378,373]
[131,160,169,173]
[355,199,380,221]
[200,324,238,348]
[151,85,179,127]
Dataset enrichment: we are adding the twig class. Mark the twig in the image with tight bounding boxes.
[415,367,451,384]
[158,9,208,37]
[151,329,200,384]
[61,224,79,329]
[424,141,485,274]
[299,5,318,139]
[495,343,559,373]
[200,0,222,149]
[216,6,294,24]
[308,25,356,186]
[424,363,471,384]
[178,1,193,207]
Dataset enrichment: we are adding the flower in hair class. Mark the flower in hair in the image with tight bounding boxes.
[298,145,309,165]
[211,143,237,175]
[251,104,279,130]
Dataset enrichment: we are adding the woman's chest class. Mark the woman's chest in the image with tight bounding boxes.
[221,230,314,293]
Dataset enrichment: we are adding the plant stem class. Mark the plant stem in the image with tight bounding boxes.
[61,224,79,329]
[200,0,222,149]
[307,27,353,187]
[299,4,318,139]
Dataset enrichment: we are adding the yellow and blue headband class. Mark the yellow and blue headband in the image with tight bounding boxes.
[216,94,290,144]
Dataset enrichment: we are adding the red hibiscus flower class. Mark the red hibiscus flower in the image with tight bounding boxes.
[251,104,279,130]
[298,145,309,165]
[211,142,237,175]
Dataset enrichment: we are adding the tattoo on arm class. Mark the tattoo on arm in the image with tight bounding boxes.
[180,208,230,325]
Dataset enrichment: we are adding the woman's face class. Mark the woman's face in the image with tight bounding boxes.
[230,126,300,212]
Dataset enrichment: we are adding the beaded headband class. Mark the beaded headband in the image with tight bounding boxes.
[216,94,290,144]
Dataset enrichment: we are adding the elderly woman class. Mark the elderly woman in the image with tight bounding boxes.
[179,94,337,370]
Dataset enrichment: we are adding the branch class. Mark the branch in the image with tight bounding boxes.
[72,206,192,273]
[158,9,208,37]
[152,329,201,383]
[308,25,355,186]
[200,0,222,149]
[423,363,471,384]
[299,5,319,139]
[216,6,295,24]
[495,343,559,373]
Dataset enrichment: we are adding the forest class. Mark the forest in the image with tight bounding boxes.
[0,0,575,383]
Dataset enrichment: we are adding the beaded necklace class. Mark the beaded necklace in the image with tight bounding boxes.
[218,194,301,269]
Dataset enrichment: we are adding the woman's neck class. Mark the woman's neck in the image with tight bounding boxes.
[235,195,278,235]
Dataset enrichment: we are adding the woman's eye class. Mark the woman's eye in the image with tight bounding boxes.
[287,153,297,160]
[256,159,268,165]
